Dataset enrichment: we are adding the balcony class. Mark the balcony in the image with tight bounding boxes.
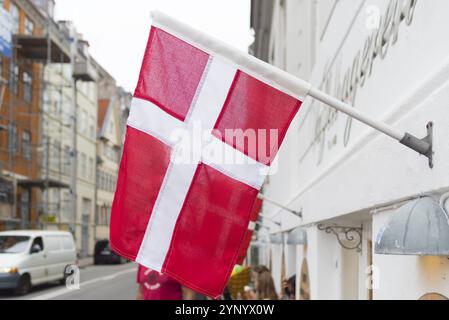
[15,35,70,63]
[73,59,98,82]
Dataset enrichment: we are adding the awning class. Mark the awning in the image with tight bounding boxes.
[269,233,283,244]
[18,179,69,189]
[14,35,71,63]
[375,197,449,256]
[287,227,307,245]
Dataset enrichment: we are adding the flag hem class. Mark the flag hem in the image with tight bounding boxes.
[150,11,311,101]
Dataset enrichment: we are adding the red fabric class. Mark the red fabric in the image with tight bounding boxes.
[214,71,301,165]
[111,26,302,299]
[110,127,171,260]
[137,265,183,300]
[162,163,258,297]
[134,27,209,121]
[236,198,262,265]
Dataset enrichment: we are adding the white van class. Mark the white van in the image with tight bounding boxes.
[0,230,77,295]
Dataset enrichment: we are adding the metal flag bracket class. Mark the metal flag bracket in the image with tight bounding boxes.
[400,121,434,169]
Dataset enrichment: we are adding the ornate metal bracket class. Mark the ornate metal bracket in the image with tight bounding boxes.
[317,224,363,252]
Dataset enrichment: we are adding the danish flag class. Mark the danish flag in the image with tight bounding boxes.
[110,12,307,298]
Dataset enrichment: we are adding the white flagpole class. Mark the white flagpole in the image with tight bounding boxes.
[258,194,302,218]
[308,87,433,167]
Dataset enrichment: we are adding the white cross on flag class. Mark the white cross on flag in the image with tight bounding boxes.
[110,12,310,298]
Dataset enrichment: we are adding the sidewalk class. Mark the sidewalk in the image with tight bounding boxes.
[78,257,94,268]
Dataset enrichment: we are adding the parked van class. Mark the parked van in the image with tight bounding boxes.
[0,230,77,295]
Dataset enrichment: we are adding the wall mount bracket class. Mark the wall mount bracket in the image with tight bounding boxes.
[400,122,434,169]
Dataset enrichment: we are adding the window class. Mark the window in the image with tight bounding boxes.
[82,110,88,135]
[88,157,94,180]
[24,16,34,35]
[20,189,29,223]
[9,61,18,95]
[52,140,60,169]
[63,145,71,173]
[30,236,44,253]
[8,124,17,155]
[80,153,87,178]
[10,2,19,34]
[22,131,31,160]
[52,189,60,211]
[23,71,32,103]
[89,116,95,139]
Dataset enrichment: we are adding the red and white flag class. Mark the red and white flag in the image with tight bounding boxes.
[236,198,262,266]
[110,12,310,298]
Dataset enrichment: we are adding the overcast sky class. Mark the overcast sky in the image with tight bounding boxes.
[55,0,252,92]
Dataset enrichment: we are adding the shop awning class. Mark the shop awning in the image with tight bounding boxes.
[18,179,69,189]
[287,227,307,245]
[375,197,449,256]
[269,233,283,244]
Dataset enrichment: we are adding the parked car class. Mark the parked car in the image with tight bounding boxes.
[94,240,126,265]
[0,230,77,295]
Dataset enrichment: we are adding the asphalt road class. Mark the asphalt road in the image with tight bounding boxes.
[0,262,138,300]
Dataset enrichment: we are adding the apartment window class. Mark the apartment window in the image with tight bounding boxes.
[52,140,60,169]
[22,131,31,160]
[80,153,87,178]
[20,190,30,223]
[8,124,17,154]
[9,61,18,95]
[63,145,70,173]
[23,71,32,103]
[10,2,19,34]
[88,157,94,180]
[89,116,95,139]
[25,16,34,35]
[52,189,60,211]
[81,110,88,135]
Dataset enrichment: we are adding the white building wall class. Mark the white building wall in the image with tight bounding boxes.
[261,0,449,300]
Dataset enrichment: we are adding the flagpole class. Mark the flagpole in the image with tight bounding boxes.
[258,194,302,218]
[308,87,434,168]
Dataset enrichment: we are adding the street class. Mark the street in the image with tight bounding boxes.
[0,263,138,300]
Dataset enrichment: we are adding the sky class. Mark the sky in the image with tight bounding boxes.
[55,0,252,92]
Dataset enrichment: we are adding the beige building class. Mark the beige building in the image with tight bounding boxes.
[37,14,98,257]
[95,70,124,241]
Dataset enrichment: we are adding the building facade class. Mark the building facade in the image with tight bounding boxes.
[252,0,449,300]
[0,0,46,231]
[95,67,129,242]
[0,0,129,258]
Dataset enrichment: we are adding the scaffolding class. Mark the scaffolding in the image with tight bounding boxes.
[0,2,72,230]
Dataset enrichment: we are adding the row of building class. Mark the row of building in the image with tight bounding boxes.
[250,0,449,300]
[0,0,131,257]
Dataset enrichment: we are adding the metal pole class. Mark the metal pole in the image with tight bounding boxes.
[258,194,302,218]
[308,87,433,167]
